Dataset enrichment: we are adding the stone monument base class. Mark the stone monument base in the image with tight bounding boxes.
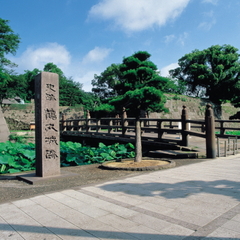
[17,170,78,185]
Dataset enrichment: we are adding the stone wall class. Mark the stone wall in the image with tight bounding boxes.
[3,103,85,130]
[3,95,240,130]
[150,95,239,120]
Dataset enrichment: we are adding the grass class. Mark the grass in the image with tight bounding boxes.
[10,130,32,132]
[216,131,240,136]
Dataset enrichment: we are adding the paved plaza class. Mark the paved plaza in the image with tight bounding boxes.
[0,155,240,239]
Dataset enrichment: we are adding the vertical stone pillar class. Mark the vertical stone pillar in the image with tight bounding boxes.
[205,104,216,158]
[35,72,60,177]
[181,105,189,146]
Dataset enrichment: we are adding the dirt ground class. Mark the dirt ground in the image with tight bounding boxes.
[0,133,210,204]
[0,158,206,204]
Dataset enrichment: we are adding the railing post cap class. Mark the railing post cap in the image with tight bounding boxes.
[206,103,212,109]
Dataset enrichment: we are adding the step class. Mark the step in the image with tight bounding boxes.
[148,149,198,159]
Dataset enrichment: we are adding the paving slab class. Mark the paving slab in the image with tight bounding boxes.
[0,155,240,239]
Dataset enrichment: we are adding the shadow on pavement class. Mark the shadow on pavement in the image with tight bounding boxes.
[100,179,240,201]
[0,223,238,239]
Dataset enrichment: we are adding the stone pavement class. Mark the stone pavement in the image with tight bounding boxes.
[0,156,240,239]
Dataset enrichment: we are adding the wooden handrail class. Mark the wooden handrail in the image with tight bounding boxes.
[60,116,240,140]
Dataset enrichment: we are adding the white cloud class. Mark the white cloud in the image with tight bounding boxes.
[82,47,112,64]
[161,63,179,77]
[10,43,112,92]
[198,11,216,31]
[74,71,100,92]
[88,0,191,32]
[164,34,176,44]
[10,43,113,92]
[177,32,188,46]
[198,20,216,31]
[12,43,71,72]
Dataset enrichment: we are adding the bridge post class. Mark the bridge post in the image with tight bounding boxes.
[108,119,113,134]
[181,105,189,146]
[157,120,163,139]
[122,107,127,137]
[205,104,216,158]
[61,114,66,132]
[115,114,120,132]
[86,110,91,133]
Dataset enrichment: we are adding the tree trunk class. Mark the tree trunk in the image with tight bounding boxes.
[135,118,142,162]
[213,103,222,119]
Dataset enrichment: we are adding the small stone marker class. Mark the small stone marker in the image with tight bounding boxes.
[0,106,10,142]
[35,72,60,177]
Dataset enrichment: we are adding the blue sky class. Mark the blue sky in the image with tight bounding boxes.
[1,0,240,91]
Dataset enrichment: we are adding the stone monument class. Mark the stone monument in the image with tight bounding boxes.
[35,72,60,177]
[17,71,77,184]
[0,106,10,142]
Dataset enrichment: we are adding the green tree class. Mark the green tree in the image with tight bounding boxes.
[43,62,64,77]
[43,63,80,106]
[92,63,121,101]
[0,18,20,67]
[81,91,100,112]
[0,69,12,105]
[110,51,170,162]
[0,18,20,106]
[20,68,41,102]
[0,70,29,106]
[169,44,240,112]
[43,63,94,107]
[9,73,28,102]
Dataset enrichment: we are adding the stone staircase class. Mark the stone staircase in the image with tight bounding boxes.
[147,148,199,159]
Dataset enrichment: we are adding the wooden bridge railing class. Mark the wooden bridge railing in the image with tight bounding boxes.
[60,104,240,158]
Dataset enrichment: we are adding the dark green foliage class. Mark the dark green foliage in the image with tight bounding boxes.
[0,69,29,106]
[91,52,176,116]
[170,44,240,105]
[5,73,29,103]
[20,68,41,102]
[0,141,35,174]
[107,51,171,162]
[13,62,95,107]
[43,63,83,106]
[109,51,170,116]
[110,86,168,116]
[0,18,21,105]
[91,103,116,118]
[0,68,14,105]
[80,91,100,112]
[92,51,172,119]
[0,18,20,67]
[0,141,135,174]
[92,63,121,101]
[43,63,95,107]
[60,142,135,166]
[8,134,27,144]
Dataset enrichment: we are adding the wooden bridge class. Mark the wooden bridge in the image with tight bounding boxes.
[60,105,240,158]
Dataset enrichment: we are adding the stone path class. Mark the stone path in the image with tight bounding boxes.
[1,155,240,239]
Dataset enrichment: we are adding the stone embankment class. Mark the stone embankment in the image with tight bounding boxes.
[3,95,240,130]
[3,104,84,130]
